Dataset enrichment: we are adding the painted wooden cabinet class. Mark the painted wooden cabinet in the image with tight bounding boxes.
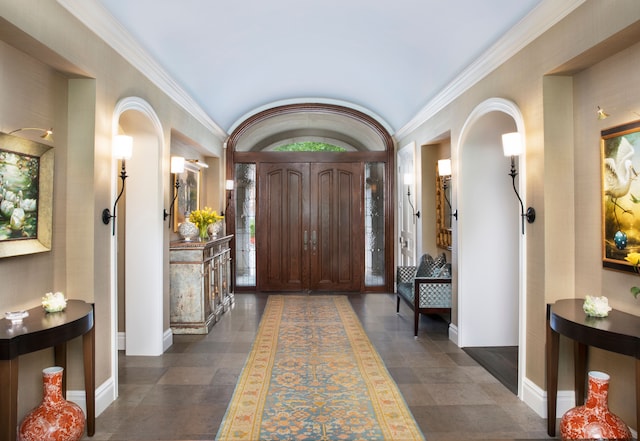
[169,235,233,334]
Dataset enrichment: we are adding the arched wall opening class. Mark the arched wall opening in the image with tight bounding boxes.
[456,97,527,397]
[110,97,166,385]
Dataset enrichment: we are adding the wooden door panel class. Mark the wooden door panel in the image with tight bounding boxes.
[310,163,363,291]
[257,163,308,291]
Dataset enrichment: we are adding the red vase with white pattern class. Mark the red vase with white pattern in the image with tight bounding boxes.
[19,366,85,441]
[559,371,631,440]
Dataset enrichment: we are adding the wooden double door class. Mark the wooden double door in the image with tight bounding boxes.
[257,162,363,292]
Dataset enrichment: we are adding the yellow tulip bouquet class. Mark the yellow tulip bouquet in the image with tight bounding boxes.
[189,207,223,240]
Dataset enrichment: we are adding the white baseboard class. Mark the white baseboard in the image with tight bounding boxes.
[448,323,458,345]
[163,328,173,351]
[521,376,575,418]
[117,329,174,352]
[67,375,115,419]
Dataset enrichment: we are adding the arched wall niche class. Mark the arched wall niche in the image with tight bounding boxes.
[109,96,166,400]
[456,97,527,397]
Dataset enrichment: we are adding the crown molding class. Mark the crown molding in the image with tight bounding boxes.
[395,0,586,140]
[57,0,228,141]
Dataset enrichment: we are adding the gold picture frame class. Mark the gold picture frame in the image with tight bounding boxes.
[601,119,640,272]
[0,133,53,258]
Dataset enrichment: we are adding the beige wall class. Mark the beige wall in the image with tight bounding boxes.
[3,0,640,429]
[571,39,640,425]
[397,0,640,427]
[1,0,224,419]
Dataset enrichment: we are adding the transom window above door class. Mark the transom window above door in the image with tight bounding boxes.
[273,142,347,152]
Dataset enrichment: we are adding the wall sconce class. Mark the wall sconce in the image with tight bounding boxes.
[403,173,420,221]
[8,127,54,142]
[223,179,234,216]
[163,156,185,227]
[102,135,133,235]
[502,132,535,234]
[438,159,457,220]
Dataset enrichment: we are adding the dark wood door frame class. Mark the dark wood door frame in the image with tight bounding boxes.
[225,103,395,293]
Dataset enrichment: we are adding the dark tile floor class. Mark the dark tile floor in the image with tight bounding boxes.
[83,293,554,440]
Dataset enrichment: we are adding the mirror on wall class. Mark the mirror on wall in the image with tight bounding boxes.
[436,160,452,250]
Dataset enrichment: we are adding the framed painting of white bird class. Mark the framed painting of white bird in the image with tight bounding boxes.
[601,120,640,272]
[0,133,53,258]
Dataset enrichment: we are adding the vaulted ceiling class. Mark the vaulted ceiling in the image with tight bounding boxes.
[60,0,584,138]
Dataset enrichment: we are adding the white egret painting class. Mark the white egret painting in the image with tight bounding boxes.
[602,120,640,272]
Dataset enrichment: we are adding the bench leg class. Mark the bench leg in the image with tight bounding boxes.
[396,294,400,313]
[414,310,419,337]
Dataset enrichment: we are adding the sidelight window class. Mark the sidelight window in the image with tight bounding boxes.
[234,163,256,287]
[364,162,385,287]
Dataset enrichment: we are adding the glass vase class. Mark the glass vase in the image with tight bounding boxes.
[199,224,210,241]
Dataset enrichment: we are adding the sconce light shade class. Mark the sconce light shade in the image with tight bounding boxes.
[225,179,234,190]
[438,159,452,177]
[171,156,185,174]
[403,173,412,186]
[502,132,523,157]
[113,135,133,160]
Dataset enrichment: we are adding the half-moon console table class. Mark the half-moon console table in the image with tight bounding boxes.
[0,299,95,441]
[546,299,639,437]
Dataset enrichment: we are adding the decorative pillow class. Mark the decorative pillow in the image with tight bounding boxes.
[416,254,437,277]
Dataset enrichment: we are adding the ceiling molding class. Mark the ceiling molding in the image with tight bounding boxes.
[57,0,228,142]
[395,0,586,140]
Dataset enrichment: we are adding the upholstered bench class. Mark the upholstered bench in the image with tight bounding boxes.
[396,253,452,337]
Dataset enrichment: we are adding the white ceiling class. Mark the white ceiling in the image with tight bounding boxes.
[62,0,583,137]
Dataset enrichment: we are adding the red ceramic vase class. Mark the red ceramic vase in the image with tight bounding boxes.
[560,371,631,440]
[19,366,86,441]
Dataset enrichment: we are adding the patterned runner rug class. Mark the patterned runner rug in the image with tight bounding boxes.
[216,295,425,441]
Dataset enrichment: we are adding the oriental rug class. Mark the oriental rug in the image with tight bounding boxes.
[215,295,425,441]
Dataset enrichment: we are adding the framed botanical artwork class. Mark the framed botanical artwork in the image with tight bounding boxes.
[173,162,200,231]
[601,119,640,272]
[0,133,53,258]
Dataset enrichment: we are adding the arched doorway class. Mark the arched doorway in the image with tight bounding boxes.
[110,97,166,376]
[226,102,395,293]
[456,97,527,396]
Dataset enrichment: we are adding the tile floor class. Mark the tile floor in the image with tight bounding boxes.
[83,293,554,440]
